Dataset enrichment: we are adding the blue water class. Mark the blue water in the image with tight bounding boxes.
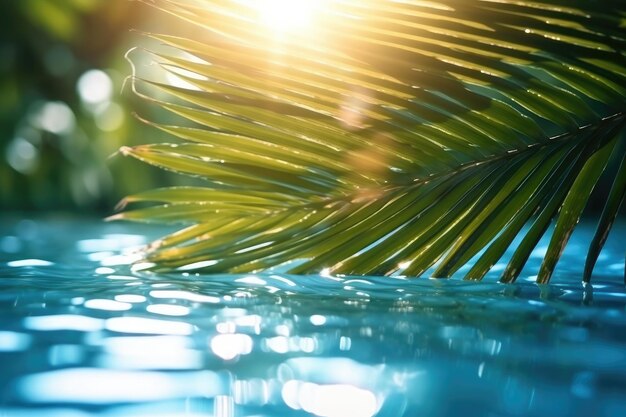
[0,216,625,417]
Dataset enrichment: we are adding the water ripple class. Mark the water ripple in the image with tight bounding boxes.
[0,217,624,417]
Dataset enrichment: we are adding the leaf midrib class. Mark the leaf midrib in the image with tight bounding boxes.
[299,110,626,211]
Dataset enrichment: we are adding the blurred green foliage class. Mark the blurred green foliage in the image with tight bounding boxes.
[0,0,180,212]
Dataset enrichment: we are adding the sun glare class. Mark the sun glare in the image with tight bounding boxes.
[253,0,321,33]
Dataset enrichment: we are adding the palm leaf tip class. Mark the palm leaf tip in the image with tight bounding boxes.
[117,0,626,283]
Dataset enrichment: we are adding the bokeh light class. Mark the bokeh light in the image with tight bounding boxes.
[0,0,192,211]
[77,70,113,105]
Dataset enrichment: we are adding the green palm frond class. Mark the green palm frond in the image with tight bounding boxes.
[113,0,626,283]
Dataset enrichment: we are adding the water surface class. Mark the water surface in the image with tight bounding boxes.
[0,216,625,417]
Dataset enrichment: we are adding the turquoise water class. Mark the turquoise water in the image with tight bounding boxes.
[0,217,625,417]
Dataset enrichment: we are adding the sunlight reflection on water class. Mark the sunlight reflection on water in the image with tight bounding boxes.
[0,218,624,416]
[17,368,222,404]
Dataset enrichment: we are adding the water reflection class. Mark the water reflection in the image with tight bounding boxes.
[114,294,146,303]
[147,304,190,317]
[210,333,253,360]
[16,368,223,404]
[84,299,132,311]
[100,336,201,370]
[282,380,379,417]
[0,219,625,416]
[23,315,103,332]
[7,259,53,267]
[105,317,194,336]
[149,290,220,304]
[0,331,31,352]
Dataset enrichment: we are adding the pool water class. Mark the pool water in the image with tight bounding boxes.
[0,216,625,417]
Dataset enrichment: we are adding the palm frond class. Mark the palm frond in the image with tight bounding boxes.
[114,0,626,282]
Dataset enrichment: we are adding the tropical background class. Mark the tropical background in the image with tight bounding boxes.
[0,0,187,212]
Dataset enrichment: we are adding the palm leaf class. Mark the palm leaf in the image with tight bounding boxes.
[113,0,626,282]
